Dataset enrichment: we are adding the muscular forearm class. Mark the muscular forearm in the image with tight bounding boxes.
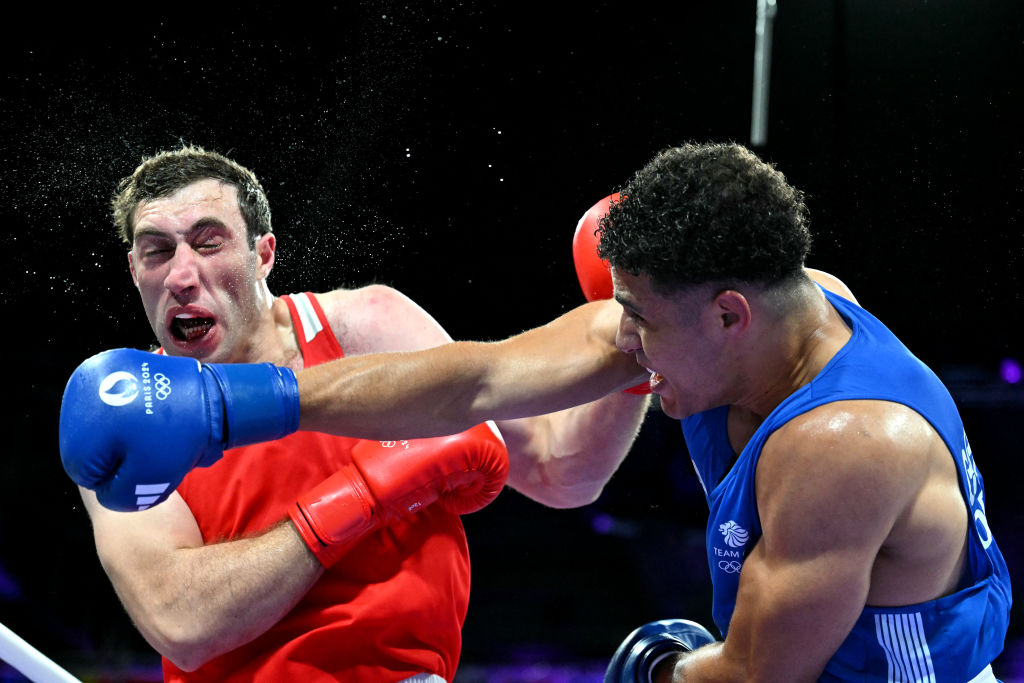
[297,301,646,439]
[110,522,322,670]
[504,390,650,507]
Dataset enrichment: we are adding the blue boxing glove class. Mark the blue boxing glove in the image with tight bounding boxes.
[604,619,717,683]
[59,348,300,512]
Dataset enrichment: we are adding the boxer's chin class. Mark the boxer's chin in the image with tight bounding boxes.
[649,375,688,419]
[657,395,684,420]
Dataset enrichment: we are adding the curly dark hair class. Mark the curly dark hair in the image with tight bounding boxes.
[597,142,811,293]
[111,145,272,245]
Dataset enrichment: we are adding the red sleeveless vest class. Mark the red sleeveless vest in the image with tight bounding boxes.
[164,293,470,682]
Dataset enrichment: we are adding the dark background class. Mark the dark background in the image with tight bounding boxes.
[1,1,1021,680]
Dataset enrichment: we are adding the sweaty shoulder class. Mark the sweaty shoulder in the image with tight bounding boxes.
[312,285,452,356]
[771,400,936,467]
[758,399,944,534]
[805,268,859,305]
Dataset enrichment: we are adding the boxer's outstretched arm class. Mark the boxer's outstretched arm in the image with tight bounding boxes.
[313,287,649,508]
[297,299,648,440]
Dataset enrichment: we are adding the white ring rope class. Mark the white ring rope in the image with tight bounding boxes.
[0,621,80,683]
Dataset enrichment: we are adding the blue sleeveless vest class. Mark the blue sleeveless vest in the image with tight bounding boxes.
[681,288,1010,681]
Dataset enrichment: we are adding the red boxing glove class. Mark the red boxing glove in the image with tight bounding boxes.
[572,193,620,302]
[573,193,652,395]
[289,422,509,567]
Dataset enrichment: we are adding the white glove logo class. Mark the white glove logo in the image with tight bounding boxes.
[719,520,749,548]
[98,371,139,407]
[154,373,173,400]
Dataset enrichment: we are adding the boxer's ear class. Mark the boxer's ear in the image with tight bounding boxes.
[254,232,276,280]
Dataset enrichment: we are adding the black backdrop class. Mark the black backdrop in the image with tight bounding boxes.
[1,2,1021,680]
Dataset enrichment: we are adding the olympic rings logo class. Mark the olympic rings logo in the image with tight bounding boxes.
[718,560,742,574]
[154,373,172,400]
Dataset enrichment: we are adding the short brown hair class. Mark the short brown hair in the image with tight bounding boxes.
[111,145,272,244]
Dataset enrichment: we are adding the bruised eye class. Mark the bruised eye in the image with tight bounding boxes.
[141,246,172,258]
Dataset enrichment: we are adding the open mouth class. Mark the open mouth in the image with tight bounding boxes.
[171,314,215,342]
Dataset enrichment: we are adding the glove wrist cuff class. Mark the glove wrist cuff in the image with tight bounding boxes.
[204,363,300,450]
[290,466,379,567]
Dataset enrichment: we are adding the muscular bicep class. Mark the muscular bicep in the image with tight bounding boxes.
[710,408,915,680]
[81,488,324,670]
[82,488,202,597]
